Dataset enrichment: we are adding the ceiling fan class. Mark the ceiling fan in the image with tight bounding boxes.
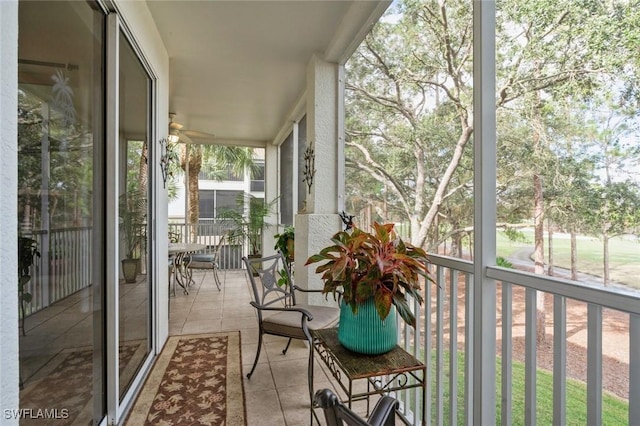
[169,113,216,144]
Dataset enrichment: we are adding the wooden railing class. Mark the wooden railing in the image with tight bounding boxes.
[396,253,639,425]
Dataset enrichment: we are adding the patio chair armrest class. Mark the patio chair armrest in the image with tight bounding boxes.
[367,395,398,426]
[249,301,314,321]
[314,389,398,426]
[291,286,324,294]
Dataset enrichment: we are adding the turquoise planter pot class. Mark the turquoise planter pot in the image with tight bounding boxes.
[338,298,398,355]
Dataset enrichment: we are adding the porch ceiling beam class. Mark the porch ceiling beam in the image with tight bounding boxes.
[324,0,392,64]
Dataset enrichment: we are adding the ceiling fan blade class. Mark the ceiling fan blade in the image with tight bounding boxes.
[178,133,194,144]
[182,129,216,141]
[169,121,183,130]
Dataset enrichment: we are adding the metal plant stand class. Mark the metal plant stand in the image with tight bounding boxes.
[312,328,426,426]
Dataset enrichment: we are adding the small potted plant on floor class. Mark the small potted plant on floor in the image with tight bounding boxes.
[18,236,40,336]
[119,191,147,283]
[306,222,432,354]
[221,193,277,259]
[274,225,294,265]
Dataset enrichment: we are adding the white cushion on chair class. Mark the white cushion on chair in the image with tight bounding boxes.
[263,305,339,339]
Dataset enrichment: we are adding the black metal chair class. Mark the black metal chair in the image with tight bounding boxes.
[314,388,399,426]
[243,252,340,418]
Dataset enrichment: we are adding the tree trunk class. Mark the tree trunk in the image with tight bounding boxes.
[532,88,546,344]
[414,125,473,248]
[534,175,546,344]
[139,140,148,193]
[181,144,203,243]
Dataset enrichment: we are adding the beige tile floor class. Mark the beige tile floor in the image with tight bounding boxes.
[19,268,404,425]
[170,268,402,426]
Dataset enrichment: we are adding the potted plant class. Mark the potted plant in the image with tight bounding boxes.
[274,225,294,263]
[221,194,277,258]
[306,222,432,354]
[18,236,40,336]
[119,191,147,283]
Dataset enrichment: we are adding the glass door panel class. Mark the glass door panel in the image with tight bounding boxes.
[118,32,152,399]
[17,1,106,424]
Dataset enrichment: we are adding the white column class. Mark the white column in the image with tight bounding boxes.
[263,143,279,255]
[472,1,497,424]
[0,1,19,422]
[295,55,342,306]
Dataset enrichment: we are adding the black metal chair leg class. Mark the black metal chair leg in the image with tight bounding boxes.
[308,342,317,425]
[246,331,263,379]
[282,337,293,355]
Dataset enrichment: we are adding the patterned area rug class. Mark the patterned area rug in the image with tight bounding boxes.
[125,332,246,426]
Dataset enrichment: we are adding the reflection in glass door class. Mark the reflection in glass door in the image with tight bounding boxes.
[118,32,152,399]
[17,1,105,424]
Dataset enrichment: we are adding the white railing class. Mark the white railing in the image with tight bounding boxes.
[168,220,245,269]
[396,253,639,425]
[22,220,245,317]
[23,227,93,316]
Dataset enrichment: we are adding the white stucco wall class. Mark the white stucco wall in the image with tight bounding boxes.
[0,1,19,422]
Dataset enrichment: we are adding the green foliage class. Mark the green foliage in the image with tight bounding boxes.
[119,191,147,259]
[496,256,513,268]
[18,236,40,335]
[274,225,295,274]
[425,350,628,425]
[584,182,640,238]
[220,194,277,256]
[305,222,432,327]
[344,0,640,252]
[503,228,530,244]
[18,87,95,230]
[18,236,40,304]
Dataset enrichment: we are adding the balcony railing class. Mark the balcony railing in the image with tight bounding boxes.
[168,219,245,269]
[396,253,639,425]
[23,221,246,318]
[20,223,638,424]
[22,227,93,317]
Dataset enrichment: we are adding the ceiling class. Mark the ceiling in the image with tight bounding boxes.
[146,0,390,146]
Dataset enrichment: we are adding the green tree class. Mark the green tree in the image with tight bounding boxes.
[179,144,259,241]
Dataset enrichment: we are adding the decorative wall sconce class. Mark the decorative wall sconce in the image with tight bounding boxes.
[159,137,178,188]
[302,141,316,194]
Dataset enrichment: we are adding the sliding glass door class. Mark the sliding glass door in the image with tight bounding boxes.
[17,2,157,423]
[17,1,106,423]
[117,31,153,400]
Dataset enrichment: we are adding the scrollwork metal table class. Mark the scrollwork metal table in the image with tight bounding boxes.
[312,328,426,425]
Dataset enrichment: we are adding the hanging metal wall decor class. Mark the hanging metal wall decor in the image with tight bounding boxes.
[159,137,178,188]
[302,141,316,194]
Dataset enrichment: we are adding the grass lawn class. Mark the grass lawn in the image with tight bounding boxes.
[419,351,628,425]
[496,230,640,288]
